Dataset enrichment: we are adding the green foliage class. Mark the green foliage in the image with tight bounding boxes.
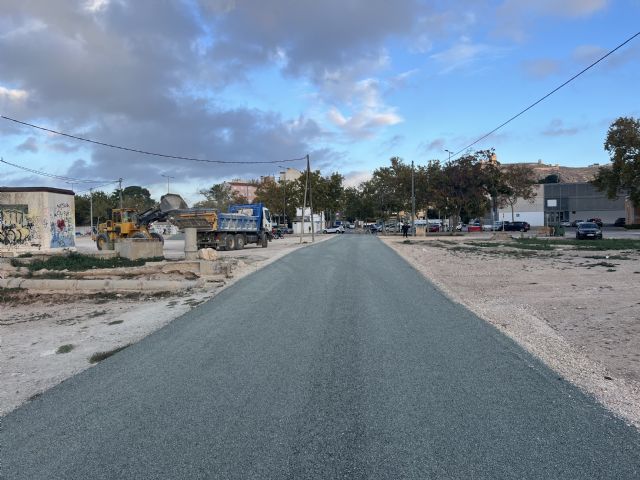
[194,183,246,210]
[12,253,164,272]
[56,344,74,354]
[112,186,157,212]
[89,344,131,364]
[592,116,640,207]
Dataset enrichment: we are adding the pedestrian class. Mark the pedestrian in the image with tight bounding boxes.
[402,223,410,238]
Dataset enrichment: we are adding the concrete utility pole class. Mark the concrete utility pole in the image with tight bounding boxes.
[308,155,315,242]
[118,178,123,209]
[161,174,175,194]
[411,160,416,236]
[89,188,94,237]
[300,165,308,244]
[278,166,287,227]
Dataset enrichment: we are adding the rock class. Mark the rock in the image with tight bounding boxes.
[198,248,218,261]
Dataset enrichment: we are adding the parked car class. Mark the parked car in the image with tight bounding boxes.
[369,224,383,233]
[427,224,440,232]
[587,217,603,228]
[503,221,530,232]
[576,222,602,240]
[570,219,584,227]
[614,217,626,227]
[322,225,345,234]
[560,220,571,227]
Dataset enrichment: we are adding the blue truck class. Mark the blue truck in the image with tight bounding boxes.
[168,203,273,250]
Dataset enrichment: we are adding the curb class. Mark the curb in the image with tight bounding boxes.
[0,278,203,293]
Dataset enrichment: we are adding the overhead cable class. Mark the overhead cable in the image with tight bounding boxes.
[451,30,640,158]
[0,115,306,165]
[0,158,116,184]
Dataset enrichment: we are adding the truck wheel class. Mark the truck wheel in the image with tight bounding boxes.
[223,234,234,251]
[96,233,111,250]
[150,232,164,244]
[234,234,245,250]
[261,233,268,248]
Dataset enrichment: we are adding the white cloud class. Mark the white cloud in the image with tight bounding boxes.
[522,58,561,78]
[430,38,507,74]
[0,85,28,102]
[343,170,372,188]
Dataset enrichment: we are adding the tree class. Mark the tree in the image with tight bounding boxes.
[592,116,640,207]
[500,163,537,221]
[194,183,246,210]
[111,186,157,212]
[75,190,116,225]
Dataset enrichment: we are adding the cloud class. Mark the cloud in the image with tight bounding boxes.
[0,85,28,102]
[496,0,609,41]
[17,136,38,153]
[430,38,508,74]
[343,170,372,188]
[522,58,560,78]
[380,134,405,151]
[541,119,580,137]
[418,138,446,154]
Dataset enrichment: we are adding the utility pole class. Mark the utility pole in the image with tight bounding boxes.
[89,187,94,237]
[308,155,315,242]
[278,166,287,227]
[300,163,308,244]
[118,178,123,209]
[411,160,416,236]
[161,174,175,194]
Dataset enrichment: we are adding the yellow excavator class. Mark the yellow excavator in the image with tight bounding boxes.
[95,194,187,250]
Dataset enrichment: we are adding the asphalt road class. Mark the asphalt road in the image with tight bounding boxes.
[3,236,639,479]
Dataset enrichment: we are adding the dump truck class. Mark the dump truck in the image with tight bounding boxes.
[96,193,188,250]
[168,203,273,250]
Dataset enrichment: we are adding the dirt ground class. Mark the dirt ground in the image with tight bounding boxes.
[382,235,640,428]
[0,234,331,415]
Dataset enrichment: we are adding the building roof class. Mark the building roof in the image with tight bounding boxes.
[0,186,75,195]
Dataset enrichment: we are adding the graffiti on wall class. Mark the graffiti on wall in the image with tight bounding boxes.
[50,202,74,248]
[0,206,40,246]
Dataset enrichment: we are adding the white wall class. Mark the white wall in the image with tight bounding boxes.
[497,211,544,226]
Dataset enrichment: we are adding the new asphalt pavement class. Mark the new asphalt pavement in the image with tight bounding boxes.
[2,235,639,479]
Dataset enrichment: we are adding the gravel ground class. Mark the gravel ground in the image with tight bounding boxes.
[382,235,640,428]
[0,234,332,415]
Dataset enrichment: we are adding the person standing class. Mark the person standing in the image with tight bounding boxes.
[402,223,410,238]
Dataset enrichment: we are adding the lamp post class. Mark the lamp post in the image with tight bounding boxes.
[161,174,175,194]
[444,149,453,162]
[278,166,287,228]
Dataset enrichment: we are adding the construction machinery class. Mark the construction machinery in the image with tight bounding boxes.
[168,203,273,250]
[95,193,187,250]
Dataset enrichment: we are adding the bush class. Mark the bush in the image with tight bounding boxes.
[12,253,164,272]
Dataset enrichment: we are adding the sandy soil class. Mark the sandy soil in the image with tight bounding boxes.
[0,234,331,415]
[382,235,640,428]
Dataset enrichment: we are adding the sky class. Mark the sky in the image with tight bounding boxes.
[1,0,639,204]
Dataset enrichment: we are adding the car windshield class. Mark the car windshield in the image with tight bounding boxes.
[580,222,597,228]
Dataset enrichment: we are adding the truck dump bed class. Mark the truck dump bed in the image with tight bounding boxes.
[168,209,260,232]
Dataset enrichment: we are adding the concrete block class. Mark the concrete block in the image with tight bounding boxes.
[115,238,163,260]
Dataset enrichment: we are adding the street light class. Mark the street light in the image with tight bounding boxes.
[278,166,287,228]
[444,149,453,162]
[161,174,175,194]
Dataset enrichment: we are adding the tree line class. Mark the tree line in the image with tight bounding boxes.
[74,116,639,227]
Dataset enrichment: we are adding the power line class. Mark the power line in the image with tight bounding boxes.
[0,158,116,184]
[451,30,640,158]
[0,115,306,165]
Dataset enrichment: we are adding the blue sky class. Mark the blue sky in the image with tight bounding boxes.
[1,0,639,204]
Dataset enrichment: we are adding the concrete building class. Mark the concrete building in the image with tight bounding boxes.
[292,207,325,234]
[496,184,545,226]
[227,180,258,203]
[543,183,626,225]
[0,187,75,251]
